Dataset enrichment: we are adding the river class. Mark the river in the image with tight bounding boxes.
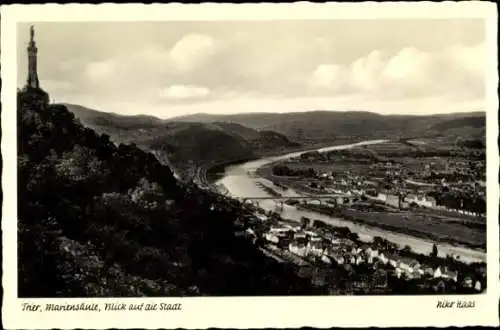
[216,139,486,264]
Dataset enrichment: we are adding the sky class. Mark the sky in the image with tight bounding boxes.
[17,19,487,118]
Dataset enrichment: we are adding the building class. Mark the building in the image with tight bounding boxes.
[405,194,437,208]
[307,237,324,257]
[433,266,443,278]
[376,192,401,208]
[18,26,49,109]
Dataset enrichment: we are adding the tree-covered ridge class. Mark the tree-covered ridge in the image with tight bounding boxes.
[18,95,317,297]
[64,103,301,181]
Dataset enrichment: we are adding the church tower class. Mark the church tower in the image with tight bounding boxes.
[26,25,40,89]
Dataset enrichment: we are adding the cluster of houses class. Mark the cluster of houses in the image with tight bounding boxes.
[284,153,485,214]
[372,191,437,209]
[245,214,484,292]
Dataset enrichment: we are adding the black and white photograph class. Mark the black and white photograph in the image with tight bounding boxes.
[2,2,499,329]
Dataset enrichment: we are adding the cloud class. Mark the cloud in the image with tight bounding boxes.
[350,50,388,91]
[169,34,221,72]
[159,85,211,100]
[308,43,486,99]
[310,64,349,91]
[20,21,487,117]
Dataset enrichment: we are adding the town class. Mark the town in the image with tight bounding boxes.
[227,139,487,294]
[252,139,486,250]
[233,201,485,295]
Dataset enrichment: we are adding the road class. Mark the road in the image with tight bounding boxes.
[215,139,486,264]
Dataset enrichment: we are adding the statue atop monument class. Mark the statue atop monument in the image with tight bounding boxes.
[26,25,40,89]
[19,25,49,108]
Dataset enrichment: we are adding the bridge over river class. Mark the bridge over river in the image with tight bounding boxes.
[237,194,357,212]
[239,195,349,201]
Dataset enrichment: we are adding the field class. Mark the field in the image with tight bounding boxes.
[303,204,486,250]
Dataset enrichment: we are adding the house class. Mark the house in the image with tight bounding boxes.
[321,255,332,264]
[396,257,420,274]
[376,253,389,265]
[307,238,324,257]
[405,194,437,208]
[294,232,307,240]
[377,192,400,208]
[289,243,308,257]
[413,269,424,279]
[433,266,443,278]
[255,213,268,222]
[304,230,319,237]
[336,255,346,265]
[462,276,474,288]
[339,238,356,247]
[330,237,342,247]
[355,255,364,265]
[269,226,290,234]
[442,269,458,282]
[289,235,308,257]
[244,228,257,243]
[264,233,280,244]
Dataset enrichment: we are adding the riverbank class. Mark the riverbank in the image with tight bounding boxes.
[297,203,486,253]
[206,139,363,183]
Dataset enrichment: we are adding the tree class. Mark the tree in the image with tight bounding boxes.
[402,245,412,254]
[431,244,438,259]
[300,217,311,229]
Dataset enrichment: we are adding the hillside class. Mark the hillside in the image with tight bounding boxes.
[171,110,486,143]
[17,94,319,297]
[65,104,300,179]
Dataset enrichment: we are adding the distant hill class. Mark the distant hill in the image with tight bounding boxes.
[65,104,300,179]
[171,110,486,143]
[65,104,485,176]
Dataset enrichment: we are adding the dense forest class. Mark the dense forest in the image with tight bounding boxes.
[17,93,318,297]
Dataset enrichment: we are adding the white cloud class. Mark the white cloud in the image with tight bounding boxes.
[349,50,388,91]
[310,64,349,91]
[159,85,211,100]
[25,21,487,117]
[169,34,221,72]
[381,47,432,85]
[309,43,486,99]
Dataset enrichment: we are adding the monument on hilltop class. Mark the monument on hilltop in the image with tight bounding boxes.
[18,25,49,108]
